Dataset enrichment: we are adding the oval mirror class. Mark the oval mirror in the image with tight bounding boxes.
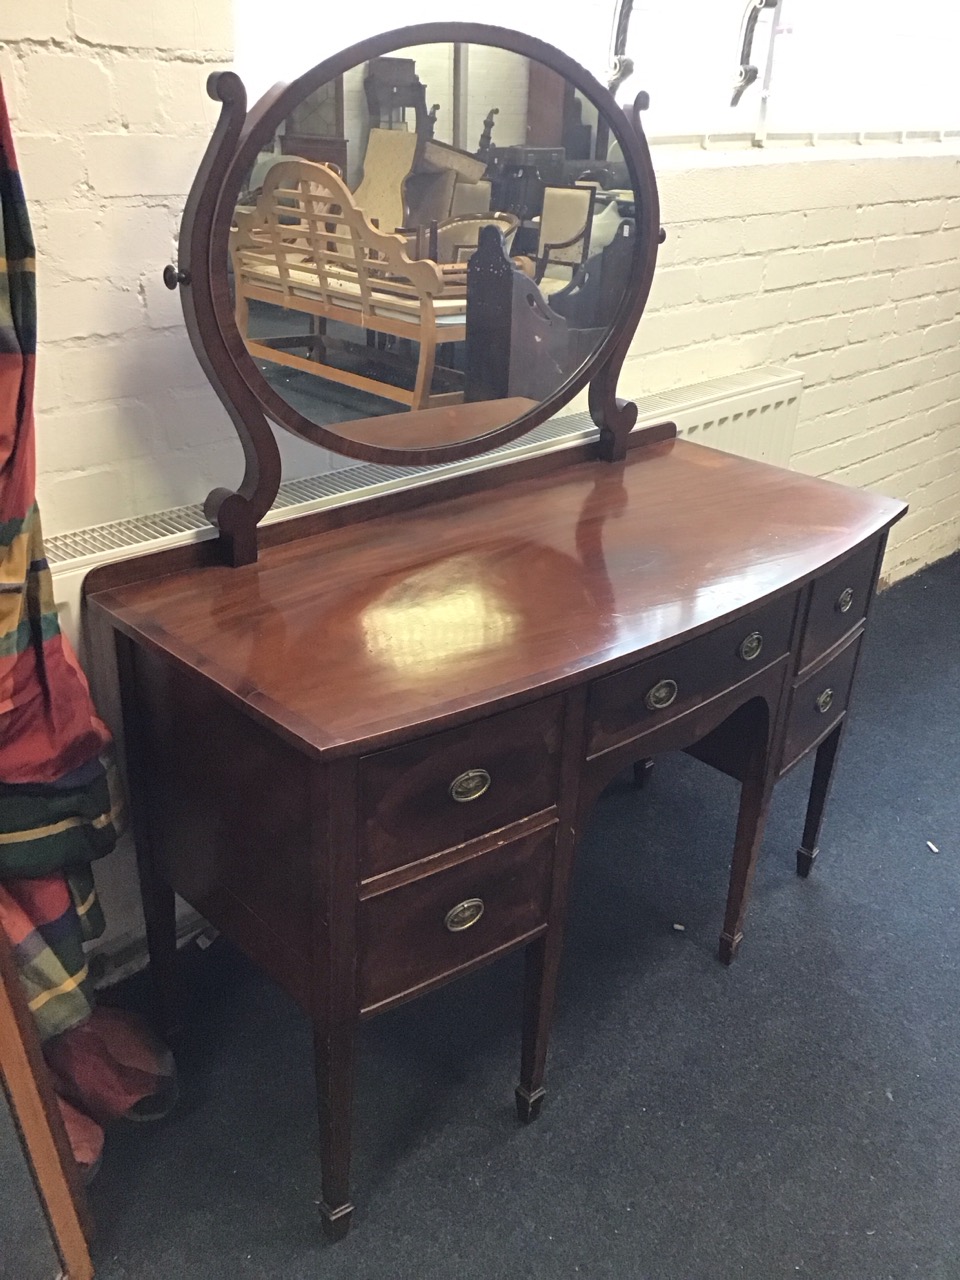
[213,25,658,465]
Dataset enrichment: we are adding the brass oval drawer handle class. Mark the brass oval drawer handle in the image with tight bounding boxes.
[645,678,678,712]
[449,768,491,803]
[444,898,484,932]
[836,587,854,614]
[816,687,834,715]
[739,631,763,662]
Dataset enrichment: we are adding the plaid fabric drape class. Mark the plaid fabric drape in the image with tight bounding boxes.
[0,76,118,1041]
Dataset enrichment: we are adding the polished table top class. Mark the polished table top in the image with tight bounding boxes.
[91,440,905,758]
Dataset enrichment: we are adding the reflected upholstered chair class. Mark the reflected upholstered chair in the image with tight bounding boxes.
[535,185,596,294]
[434,212,519,264]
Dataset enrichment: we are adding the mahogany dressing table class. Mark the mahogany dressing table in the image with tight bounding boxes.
[84,24,906,1239]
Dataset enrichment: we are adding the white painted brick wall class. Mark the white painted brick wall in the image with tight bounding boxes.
[71,0,232,53]
[1,2,327,547]
[635,149,960,583]
[4,14,959,589]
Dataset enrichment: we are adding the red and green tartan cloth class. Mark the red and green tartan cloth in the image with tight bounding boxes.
[0,77,119,1042]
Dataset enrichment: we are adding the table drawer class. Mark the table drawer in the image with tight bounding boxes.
[781,633,862,772]
[358,824,555,1014]
[798,537,880,670]
[359,697,563,878]
[586,594,798,757]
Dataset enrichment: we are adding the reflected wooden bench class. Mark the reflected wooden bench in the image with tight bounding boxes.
[231,160,468,411]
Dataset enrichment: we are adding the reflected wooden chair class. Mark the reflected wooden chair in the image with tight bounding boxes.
[465,220,636,404]
[535,185,596,294]
[232,160,468,411]
[548,219,636,330]
[465,224,584,405]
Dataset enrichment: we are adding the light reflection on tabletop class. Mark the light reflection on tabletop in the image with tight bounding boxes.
[359,559,519,674]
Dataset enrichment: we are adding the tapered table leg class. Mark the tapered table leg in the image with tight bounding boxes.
[137,850,180,1042]
[719,745,776,966]
[314,1020,356,1240]
[516,691,587,1123]
[516,933,555,1122]
[633,758,654,789]
[796,721,845,878]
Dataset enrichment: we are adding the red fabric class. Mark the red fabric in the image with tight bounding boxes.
[55,1095,105,1175]
[0,72,35,522]
[45,1006,172,1125]
[0,632,112,783]
[0,73,175,1180]
[0,872,72,944]
[44,1006,177,1175]
[0,351,34,519]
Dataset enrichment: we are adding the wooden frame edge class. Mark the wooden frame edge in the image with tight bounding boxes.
[0,926,94,1279]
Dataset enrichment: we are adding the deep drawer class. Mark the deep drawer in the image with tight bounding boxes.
[780,633,862,773]
[358,824,555,1014]
[798,537,880,670]
[586,593,798,757]
[359,697,563,878]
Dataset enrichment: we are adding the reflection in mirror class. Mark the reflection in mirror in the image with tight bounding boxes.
[229,41,640,449]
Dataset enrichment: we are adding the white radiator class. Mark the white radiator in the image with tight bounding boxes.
[634,365,802,466]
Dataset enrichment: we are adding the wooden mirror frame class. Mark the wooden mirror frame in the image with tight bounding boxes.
[166,23,663,565]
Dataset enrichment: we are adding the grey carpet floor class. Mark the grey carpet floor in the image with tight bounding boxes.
[90,551,960,1280]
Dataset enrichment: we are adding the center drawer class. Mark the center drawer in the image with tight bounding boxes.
[358,823,555,1015]
[586,593,798,757]
[359,696,564,878]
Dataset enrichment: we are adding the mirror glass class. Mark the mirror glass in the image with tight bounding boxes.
[229,41,640,452]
